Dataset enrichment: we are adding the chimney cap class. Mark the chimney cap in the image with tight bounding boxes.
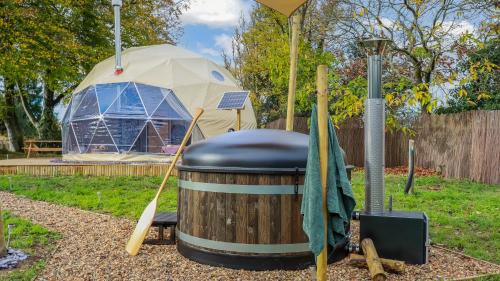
[112,0,122,6]
[359,37,391,56]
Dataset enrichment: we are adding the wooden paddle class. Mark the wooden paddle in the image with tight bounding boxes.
[126,108,204,256]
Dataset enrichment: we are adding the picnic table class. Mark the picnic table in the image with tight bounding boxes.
[23,140,62,158]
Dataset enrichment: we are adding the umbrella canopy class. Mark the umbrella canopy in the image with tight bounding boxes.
[255,0,306,17]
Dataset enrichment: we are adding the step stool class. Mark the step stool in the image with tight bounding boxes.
[144,212,177,245]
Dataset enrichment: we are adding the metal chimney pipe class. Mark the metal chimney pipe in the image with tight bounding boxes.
[112,0,123,74]
[360,38,390,213]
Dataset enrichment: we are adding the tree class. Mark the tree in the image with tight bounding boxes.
[0,0,188,147]
[224,4,334,126]
[332,0,494,113]
[0,78,24,152]
[437,22,499,113]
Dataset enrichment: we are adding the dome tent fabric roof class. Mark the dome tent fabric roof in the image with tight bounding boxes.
[75,44,257,138]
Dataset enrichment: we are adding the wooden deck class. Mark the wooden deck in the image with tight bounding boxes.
[0,158,174,177]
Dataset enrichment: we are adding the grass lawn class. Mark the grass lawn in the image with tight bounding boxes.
[0,211,61,281]
[0,175,177,219]
[0,172,498,265]
[350,172,500,264]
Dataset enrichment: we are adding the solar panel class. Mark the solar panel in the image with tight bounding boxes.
[216,91,249,110]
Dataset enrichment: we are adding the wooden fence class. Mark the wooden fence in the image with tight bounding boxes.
[412,110,499,185]
[266,110,499,184]
[0,164,176,177]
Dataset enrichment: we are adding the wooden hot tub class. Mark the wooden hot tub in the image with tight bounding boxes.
[176,129,349,270]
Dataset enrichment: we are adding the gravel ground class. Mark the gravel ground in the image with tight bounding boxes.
[0,191,498,281]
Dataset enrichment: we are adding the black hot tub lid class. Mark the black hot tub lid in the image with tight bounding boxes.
[179,129,308,174]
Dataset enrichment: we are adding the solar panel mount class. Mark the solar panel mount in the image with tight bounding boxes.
[217,91,249,110]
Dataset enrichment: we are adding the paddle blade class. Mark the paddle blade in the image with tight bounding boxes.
[125,199,158,256]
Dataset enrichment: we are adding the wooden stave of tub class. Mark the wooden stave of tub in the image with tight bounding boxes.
[176,167,349,270]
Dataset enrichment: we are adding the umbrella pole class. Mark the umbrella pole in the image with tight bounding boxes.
[236,109,241,130]
[285,14,301,131]
[316,65,329,281]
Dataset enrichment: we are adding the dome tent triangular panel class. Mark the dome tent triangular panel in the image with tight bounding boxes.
[96,83,128,113]
[62,102,72,125]
[71,119,99,153]
[152,99,182,119]
[87,121,118,153]
[73,87,100,120]
[63,124,78,154]
[129,121,167,153]
[63,44,257,162]
[104,83,147,117]
[136,83,166,116]
[104,118,147,153]
[70,86,95,120]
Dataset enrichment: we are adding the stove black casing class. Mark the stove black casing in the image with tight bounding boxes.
[359,211,429,264]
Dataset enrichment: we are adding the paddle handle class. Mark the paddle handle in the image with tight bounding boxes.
[155,108,204,198]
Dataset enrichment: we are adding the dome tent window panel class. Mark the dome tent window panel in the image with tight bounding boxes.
[71,119,99,153]
[72,87,99,120]
[128,121,164,154]
[70,86,94,119]
[151,119,172,144]
[170,120,189,144]
[62,102,72,125]
[136,83,166,116]
[104,83,147,117]
[161,89,192,120]
[86,121,118,153]
[104,118,147,153]
[151,119,192,145]
[96,83,128,114]
[211,70,225,82]
[129,127,147,153]
[151,99,184,120]
[63,125,79,154]
[145,122,164,153]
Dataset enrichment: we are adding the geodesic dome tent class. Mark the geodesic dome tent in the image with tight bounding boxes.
[62,82,197,160]
[62,44,257,162]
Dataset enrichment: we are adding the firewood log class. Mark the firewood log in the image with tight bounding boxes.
[348,253,405,273]
[361,238,387,281]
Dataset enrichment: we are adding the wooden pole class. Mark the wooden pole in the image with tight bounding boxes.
[408,139,414,193]
[285,14,301,131]
[316,64,328,281]
[126,108,204,256]
[0,205,7,257]
[361,238,387,281]
[236,109,241,131]
[348,253,405,273]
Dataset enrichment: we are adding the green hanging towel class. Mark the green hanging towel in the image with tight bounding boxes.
[301,104,356,256]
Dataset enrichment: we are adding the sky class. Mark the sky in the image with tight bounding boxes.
[178,0,253,64]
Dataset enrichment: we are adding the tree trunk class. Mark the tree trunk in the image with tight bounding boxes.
[0,205,7,257]
[2,79,24,152]
[39,83,61,140]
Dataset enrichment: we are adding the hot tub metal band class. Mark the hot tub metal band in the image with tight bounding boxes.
[178,180,304,195]
[177,230,310,254]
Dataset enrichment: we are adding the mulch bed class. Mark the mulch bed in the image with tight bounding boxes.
[354,166,438,176]
[0,192,498,280]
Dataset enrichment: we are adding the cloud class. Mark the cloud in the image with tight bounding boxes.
[181,0,251,27]
[442,20,475,36]
[199,47,220,57]
[379,17,394,28]
[214,34,233,54]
